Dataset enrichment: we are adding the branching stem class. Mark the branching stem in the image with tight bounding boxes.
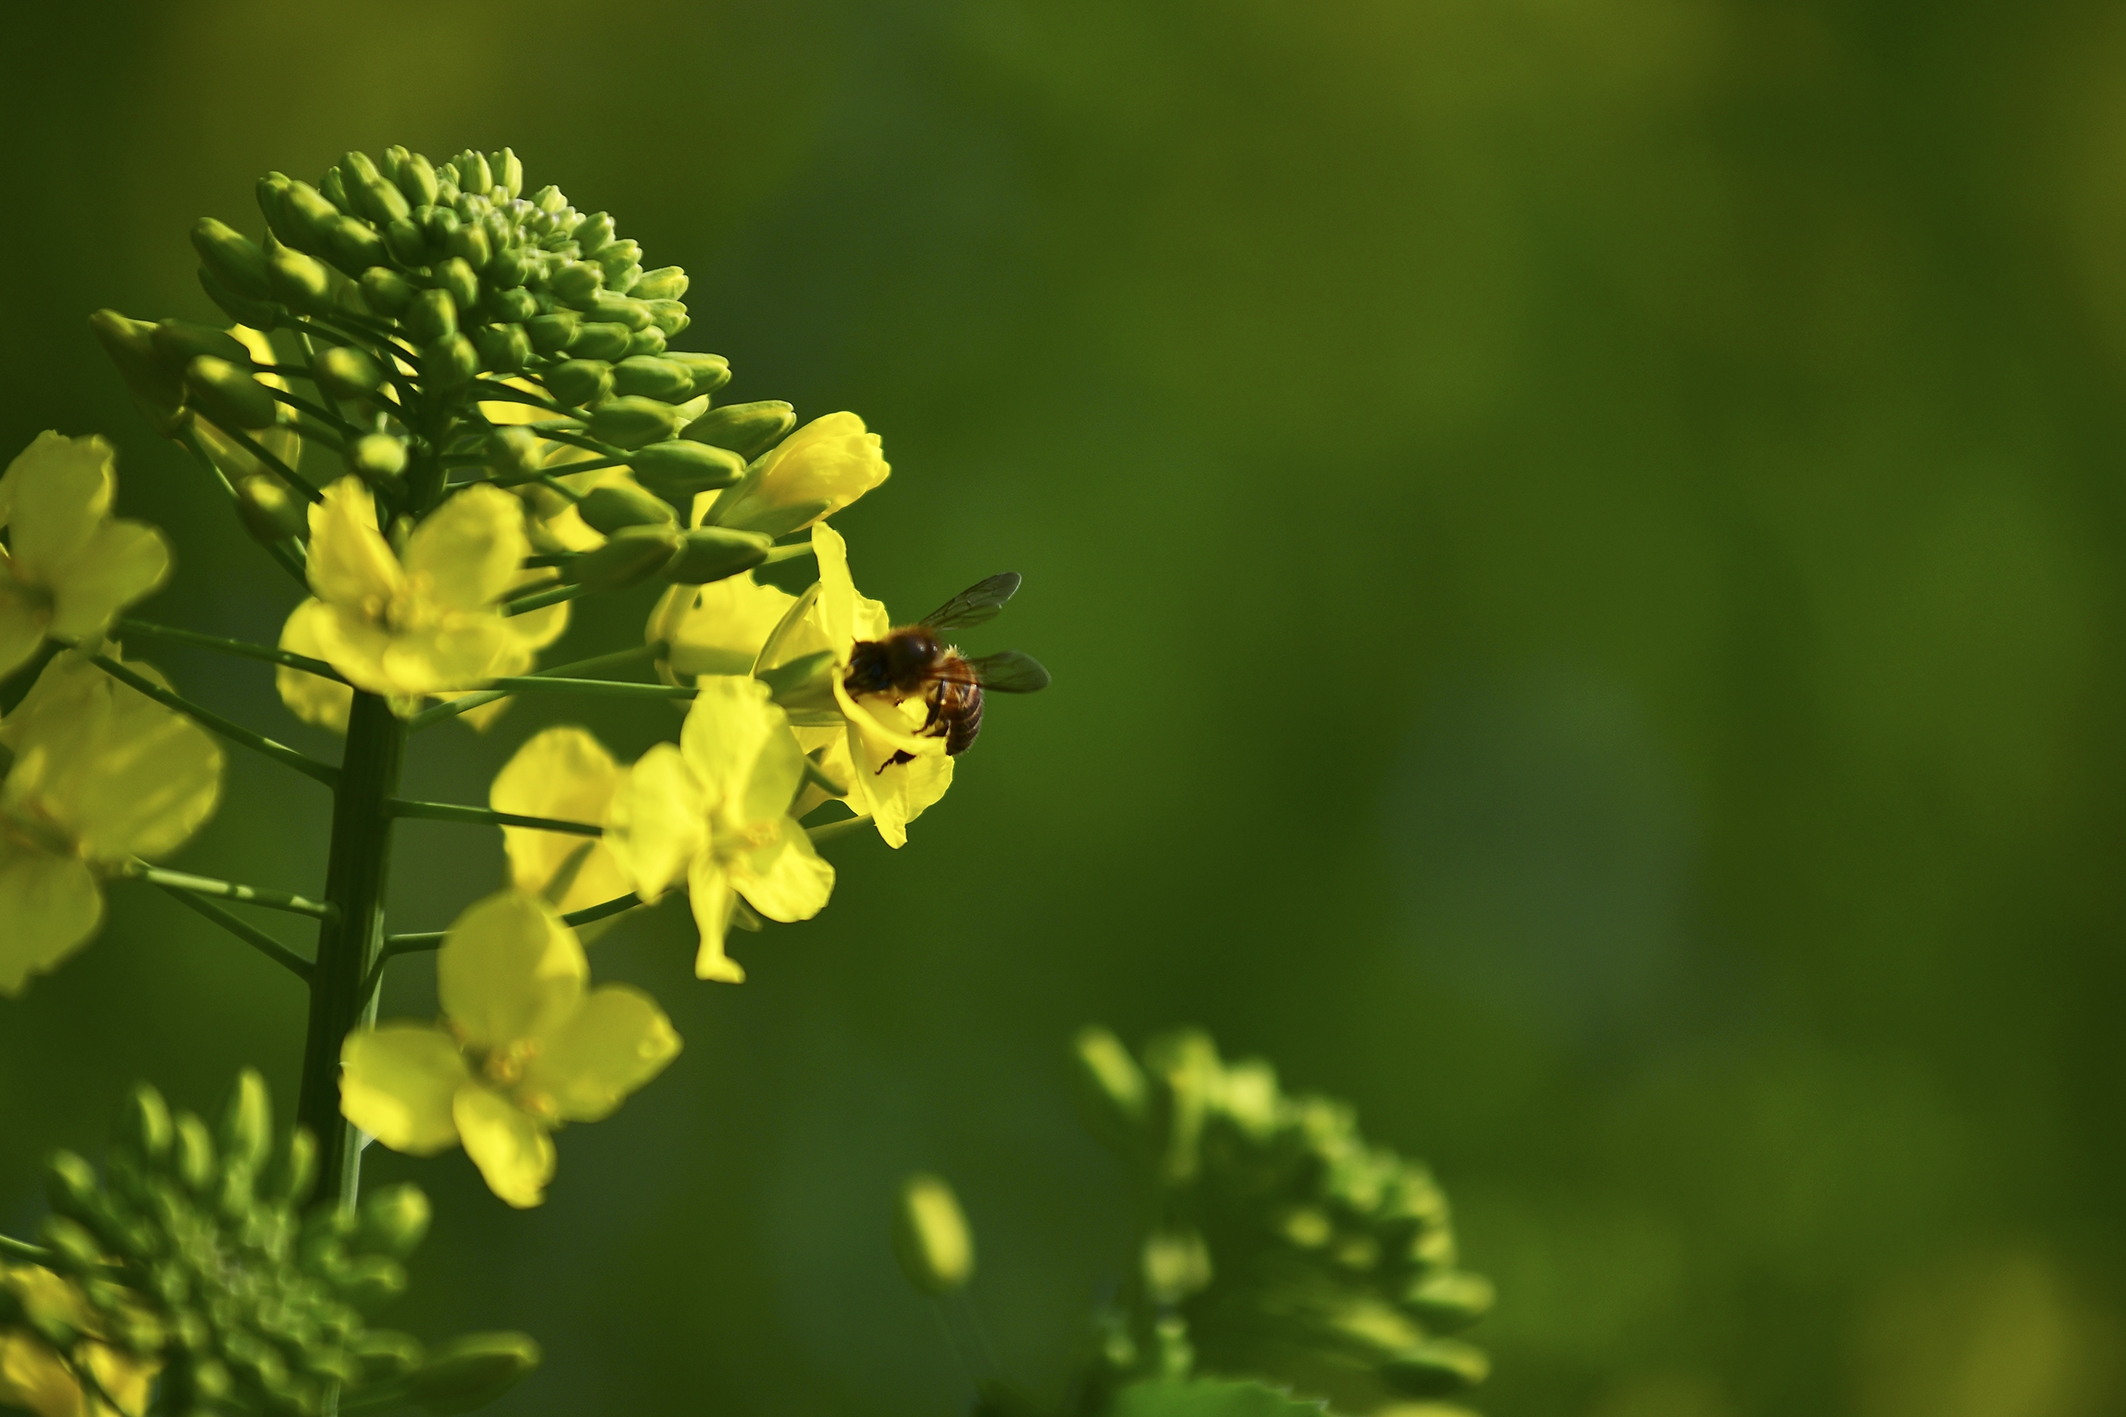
[117,618,346,682]
[135,866,336,920]
[86,653,340,788]
[153,882,315,980]
[386,798,604,836]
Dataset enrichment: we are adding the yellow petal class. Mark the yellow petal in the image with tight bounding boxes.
[678,675,789,809]
[648,575,798,680]
[436,891,586,1050]
[717,413,887,533]
[851,726,955,850]
[307,477,403,610]
[0,843,102,998]
[601,743,705,901]
[304,602,398,697]
[521,985,681,1123]
[377,616,516,697]
[44,519,171,641]
[275,600,352,734]
[491,727,632,909]
[810,521,860,651]
[452,1083,555,1208]
[79,1341,157,1417]
[339,1024,470,1155]
[0,1327,86,1417]
[1,433,116,581]
[686,854,745,983]
[734,817,835,924]
[791,728,854,819]
[404,485,529,612]
[0,581,52,682]
[502,568,570,652]
[832,675,941,759]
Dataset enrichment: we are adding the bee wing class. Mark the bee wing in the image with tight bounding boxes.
[965,650,1050,693]
[919,572,1022,631]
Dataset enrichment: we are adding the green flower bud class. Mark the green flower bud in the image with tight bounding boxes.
[892,1174,975,1296]
[279,181,342,254]
[632,266,688,301]
[342,150,383,189]
[660,526,770,585]
[445,221,491,270]
[361,178,410,228]
[257,171,294,237]
[481,286,538,324]
[644,299,690,336]
[215,1160,255,1222]
[574,212,615,255]
[1380,1339,1490,1396]
[604,263,643,296]
[327,215,390,276]
[314,345,384,400]
[383,217,432,267]
[455,150,494,196]
[267,1126,319,1207]
[631,439,744,503]
[625,326,667,357]
[356,1184,431,1259]
[404,288,458,344]
[430,333,482,388]
[361,266,415,317]
[44,1151,102,1226]
[350,433,409,483]
[610,355,694,402]
[436,256,480,311]
[187,356,280,430]
[152,318,251,373]
[476,323,532,374]
[582,291,652,331]
[544,358,612,408]
[39,1215,104,1273]
[567,321,631,362]
[1401,1271,1494,1333]
[590,395,687,450]
[117,1083,175,1164]
[321,165,351,211]
[217,1069,273,1174]
[551,261,604,305]
[199,267,277,331]
[352,1329,423,1379]
[91,309,184,412]
[335,1255,406,1312]
[266,237,333,316]
[597,238,642,274]
[417,203,461,245]
[578,481,677,535]
[1071,1027,1150,1150]
[490,148,523,199]
[486,426,542,482]
[398,150,439,207]
[526,310,580,353]
[661,352,730,399]
[404,1333,541,1415]
[566,524,681,590]
[681,400,795,459]
[193,217,270,298]
[237,475,306,542]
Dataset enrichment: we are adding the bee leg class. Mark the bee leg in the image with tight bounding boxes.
[879,749,916,774]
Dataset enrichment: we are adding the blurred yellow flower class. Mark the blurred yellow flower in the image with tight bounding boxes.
[490,726,633,916]
[291,477,528,711]
[0,433,172,681]
[339,890,679,1208]
[710,412,888,537]
[645,572,796,683]
[603,676,834,983]
[0,653,223,996]
[0,1263,158,1417]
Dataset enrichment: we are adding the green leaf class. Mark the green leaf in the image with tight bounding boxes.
[1105,1379,1328,1417]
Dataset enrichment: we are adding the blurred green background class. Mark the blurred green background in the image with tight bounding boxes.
[5,2,2125,1414]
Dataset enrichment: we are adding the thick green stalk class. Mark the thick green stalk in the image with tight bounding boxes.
[298,690,406,1209]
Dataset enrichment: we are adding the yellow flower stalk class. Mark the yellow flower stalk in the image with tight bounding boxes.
[0,1263,158,1417]
[287,477,530,712]
[645,572,797,682]
[603,676,835,982]
[339,890,680,1209]
[0,433,172,681]
[490,726,634,915]
[0,653,223,996]
[709,412,888,536]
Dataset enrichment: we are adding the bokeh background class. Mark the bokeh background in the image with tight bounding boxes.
[5,2,2126,1414]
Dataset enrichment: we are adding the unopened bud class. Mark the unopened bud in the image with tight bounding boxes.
[481,286,537,325]
[360,178,410,228]
[632,266,689,302]
[192,218,270,299]
[320,165,351,211]
[1402,1271,1494,1332]
[643,299,690,336]
[574,212,616,255]
[1141,1228,1211,1304]
[44,1151,103,1226]
[39,1215,104,1274]
[756,649,838,715]
[314,345,383,400]
[526,311,579,353]
[341,150,383,189]
[1071,1027,1150,1150]
[579,481,677,535]
[476,323,532,374]
[1379,1339,1490,1396]
[257,171,294,238]
[360,266,415,317]
[581,291,652,332]
[590,395,687,450]
[566,524,680,590]
[610,355,694,402]
[350,433,409,483]
[597,239,642,275]
[404,288,458,344]
[404,1332,541,1415]
[327,215,389,276]
[352,1330,424,1380]
[237,475,307,541]
[280,181,342,254]
[490,148,523,199]
[660,352,730,399]
[173,1113,214,1191]
[335,1254,407,1312]
[660,527,770,585]
[486,426,542,482]
[268,1125,319,1206]
[455,150,494,197]
[217,1068,272,1174]
[631,440,744,504]
[198,267,277,332]
[551,261,604,305]
[544,359,611,408]
[357,1183,432,1259]
[625,326,667,358]
[566,321,631,362]
[445,222,491,269]
[187,356,279,430]
[152,319,251,373]
[91,310,183,411]
[116,1082,174,1164]
[436,256,480,311]
[892,1173,975,1296]
[266,237,333,315]
[397,151,439,207]
[681,400,795,459]
[384,217,432,267]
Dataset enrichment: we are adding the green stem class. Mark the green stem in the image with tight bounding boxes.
[407,642,664,730]
[86,653,339,788]
[154,883,314,980]
[761,541,817,565]
[117,617,346,682]
[386,798,603,836]
[264,387,362,439]
[175,427,309,586]
[299,691,406,1210]
[807,812,876,845]
[446,676,693,702]
[503,582,588,617]
[470,378,571,417]
[201,417,321,503]
[135,865,335,920]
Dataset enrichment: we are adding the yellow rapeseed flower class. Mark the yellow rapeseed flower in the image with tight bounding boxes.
[288,477,529,711]
[709,412,888,536]
[602,676,834,983]
[0,653,223,996]
[0,433,172,681]
[490,726,634,917]
[0,1263,158,1417]
[644,572,796,682]
[339,890,680,1208]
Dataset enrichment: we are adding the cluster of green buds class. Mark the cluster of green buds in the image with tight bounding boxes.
[1070,1029,1494,1417]
[13,1069,537,1417]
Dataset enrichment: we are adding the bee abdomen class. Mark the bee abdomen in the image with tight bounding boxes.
[944,685,984,755]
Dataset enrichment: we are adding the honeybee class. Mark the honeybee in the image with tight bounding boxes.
[844,572,1050,764]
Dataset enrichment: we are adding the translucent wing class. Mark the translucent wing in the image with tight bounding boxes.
[920,572,1022,631]
[966,650,1050,693]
